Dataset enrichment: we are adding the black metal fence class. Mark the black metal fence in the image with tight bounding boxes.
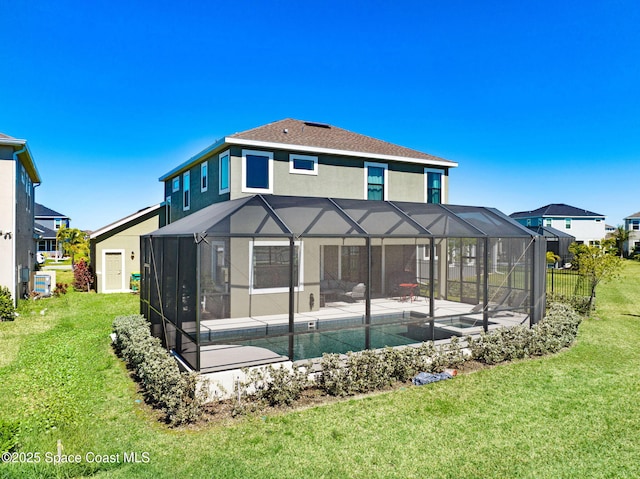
[546,268,590,297]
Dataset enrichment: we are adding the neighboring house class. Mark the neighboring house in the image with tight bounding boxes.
[510,204,606,246]
[34,203,70,257]
[0,133,41,304]
[89,204,162,293]
[159,118,457,224]
[623,212,640,256]
[142,119,547,374]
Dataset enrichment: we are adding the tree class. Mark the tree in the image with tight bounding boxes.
[568,242,624,312]
[56,226,89,265]
[610,225,631,258]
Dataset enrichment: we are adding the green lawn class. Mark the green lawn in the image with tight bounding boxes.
[1,262,640,478]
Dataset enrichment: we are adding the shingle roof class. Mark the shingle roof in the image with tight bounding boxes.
[34,222,58,239]
[624,211,640,219]
[228,118,454,164]
[510,203,604,218]
[0,132,15,139]
[35,203,68,218]
[159,118,456,181]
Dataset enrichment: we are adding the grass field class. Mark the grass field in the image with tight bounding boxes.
[1,262,639,478]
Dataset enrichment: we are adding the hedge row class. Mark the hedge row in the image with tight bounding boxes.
[467,302,583,364]
[112,315,207,425]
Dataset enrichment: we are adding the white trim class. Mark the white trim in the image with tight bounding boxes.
[90,204,162,239]
[158,136,457,181]
[364,162,388,200]
[219,149,230,194]
[201,161,208,193]
[172,176,180,193]
[227,137,457,168]
[289,154,318,175]
[183,171,190,211]
[241,149,273,194]
[101,249,127,293]
[249,240,303,294]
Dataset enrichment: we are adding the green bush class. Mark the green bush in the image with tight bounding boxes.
[0,285,15,321]
[547,292,593,315]
[318,339,467,397]
[242,363,311,407]
[468,302,582,365]
[112,314,208,425]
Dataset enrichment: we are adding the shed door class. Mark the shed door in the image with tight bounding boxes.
[105,252,123,291]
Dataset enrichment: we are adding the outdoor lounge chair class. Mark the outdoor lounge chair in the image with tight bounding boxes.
[470,289,511,314]
[345,283,366,302]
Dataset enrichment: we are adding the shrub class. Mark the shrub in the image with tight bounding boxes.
[53,282,68,296]
[242,363,311,407]
[468,302,582,364]
[0,286,15,321]
[112,314,208,425]
[73,259,94,292]
[547,292,592,316]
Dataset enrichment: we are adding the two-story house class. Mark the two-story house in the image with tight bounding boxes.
[159,118,456,224]
[623,211,640,256]
[510,204,606,246]
[142,119,546,374]
[34,203,70,257]
[0,133,41,304]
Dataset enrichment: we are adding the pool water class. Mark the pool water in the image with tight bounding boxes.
[227,323,459,361]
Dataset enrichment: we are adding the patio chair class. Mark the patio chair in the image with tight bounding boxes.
[345,283,366,302]
[470,289,511,314]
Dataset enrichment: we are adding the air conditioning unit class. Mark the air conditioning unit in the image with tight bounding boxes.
[34,274,52,296]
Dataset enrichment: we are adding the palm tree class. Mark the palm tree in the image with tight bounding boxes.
[56,226,89,265]
[610,225,630,258]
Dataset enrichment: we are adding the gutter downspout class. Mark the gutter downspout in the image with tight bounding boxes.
[11,145,27,306]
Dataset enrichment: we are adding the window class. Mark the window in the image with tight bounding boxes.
[54,218,62,230]
[365,162,387,200]
[565,218,571,229]
[425,168,443,204]
[545,218,552,227]
[21,165,25,184]
[201,161,208,192]
[183,171,190,211]
[172,177,180,192]
[219,150,230,194]
[633,220,640,231]
[289,154,318,175]
[242,149,273,193]
[165,196,171,224]
[526,219,532,227]
[250,241,303,294]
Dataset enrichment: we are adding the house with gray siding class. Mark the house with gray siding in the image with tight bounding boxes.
[0,133,41,304]
[159,118,457,223]
[35,203,70,256]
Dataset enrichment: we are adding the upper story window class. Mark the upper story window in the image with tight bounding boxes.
[565,218,571,229]
[219,150,230,194]
[632,220,640,231]
[54,218,63,230]
[201,161,208,192]
[183,171,190,211]
[425,168,443,204]
[172,177,180,193]
[545,218,552,227]
[242,149,273,193]
[526,219,532,227]
[289,154,318,175]
[165,196,171,225]
[21,165,25,184]
[365,162,387,200]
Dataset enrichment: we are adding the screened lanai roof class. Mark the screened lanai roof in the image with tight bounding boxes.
[148,195,536,239]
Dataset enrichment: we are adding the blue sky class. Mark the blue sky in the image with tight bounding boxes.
[2,0,639,231]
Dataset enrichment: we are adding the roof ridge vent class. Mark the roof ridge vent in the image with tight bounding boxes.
[303,121,331,129]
